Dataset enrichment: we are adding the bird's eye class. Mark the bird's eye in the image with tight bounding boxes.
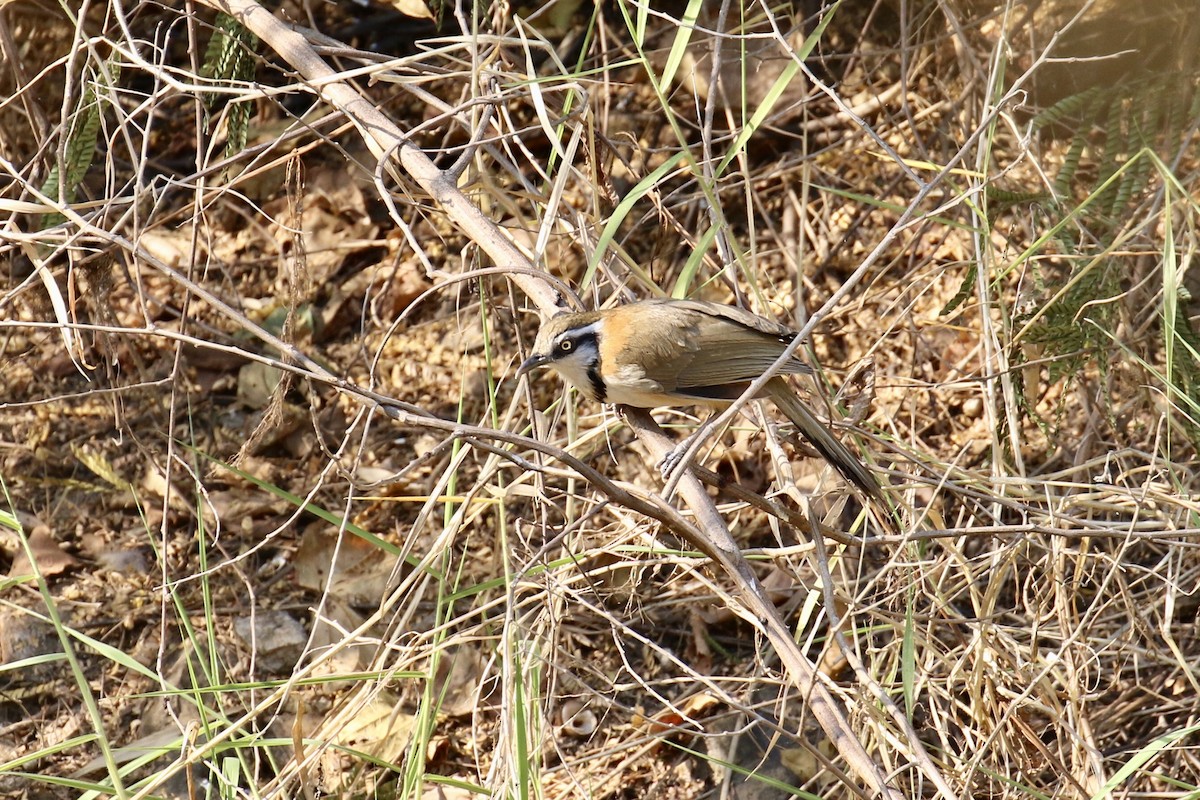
[558,339,573,353]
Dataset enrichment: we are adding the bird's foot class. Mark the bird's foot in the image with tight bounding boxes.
[657,444,689,479]
[658,428,706,480]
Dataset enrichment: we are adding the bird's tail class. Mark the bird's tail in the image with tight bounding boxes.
[765,378,885,506]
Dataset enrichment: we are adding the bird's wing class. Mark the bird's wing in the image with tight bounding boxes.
[663,301,810,392]
[661,298,798,339]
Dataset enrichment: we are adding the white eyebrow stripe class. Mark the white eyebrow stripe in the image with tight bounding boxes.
[557,320,602,345]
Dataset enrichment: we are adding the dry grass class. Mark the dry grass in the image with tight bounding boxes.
[2,1,1199,799]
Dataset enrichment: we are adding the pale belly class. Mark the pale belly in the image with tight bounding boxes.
[601,382,729,409]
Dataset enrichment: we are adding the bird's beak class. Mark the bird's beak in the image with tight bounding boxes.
[517,353,548,377]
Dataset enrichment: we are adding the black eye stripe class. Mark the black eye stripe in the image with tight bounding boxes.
[555,330,597,355]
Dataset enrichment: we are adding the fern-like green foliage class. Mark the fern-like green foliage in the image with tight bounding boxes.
[1032,73,1197,237]
[1020,72,1200,444]
[1017,257,1120,382]
[203,12,260,159]
[39,59,121,229]
[1169,292,1200,451]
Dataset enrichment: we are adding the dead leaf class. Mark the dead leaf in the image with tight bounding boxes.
[9,525,79,578]
[387,0,433,20]
[294,526,398,604]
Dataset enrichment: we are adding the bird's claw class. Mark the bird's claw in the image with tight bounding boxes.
[658,446,688,479]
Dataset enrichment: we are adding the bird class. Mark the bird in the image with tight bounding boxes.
[517,298,884,503]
